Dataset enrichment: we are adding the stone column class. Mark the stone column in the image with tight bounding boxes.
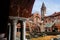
[8,23,11,40]
[23,21,26,40]
[12,19,17,40]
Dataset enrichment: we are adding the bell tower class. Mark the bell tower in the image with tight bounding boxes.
[40,2,46,32]
[41,2,46,20]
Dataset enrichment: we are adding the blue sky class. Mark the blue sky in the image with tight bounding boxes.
[32,0,60,16]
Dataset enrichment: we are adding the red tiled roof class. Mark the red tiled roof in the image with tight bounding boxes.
[44,12,60,18]
[49,12,60,17]
[53,12,60,15]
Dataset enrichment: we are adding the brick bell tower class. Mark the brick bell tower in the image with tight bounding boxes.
[41,2,46,20]
[40,2,46,32]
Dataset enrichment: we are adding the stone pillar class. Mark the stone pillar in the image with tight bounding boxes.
[12,19,17,40]
[8,23,11,40]
[23,21,26,40]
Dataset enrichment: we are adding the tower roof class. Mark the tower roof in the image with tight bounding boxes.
[41,2,46,8]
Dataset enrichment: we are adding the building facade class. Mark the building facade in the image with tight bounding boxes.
[44,12,60,32]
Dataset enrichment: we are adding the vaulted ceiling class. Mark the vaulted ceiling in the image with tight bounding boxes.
[9,0,35,18]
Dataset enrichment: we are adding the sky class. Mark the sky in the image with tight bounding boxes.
[32,0,60,16]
